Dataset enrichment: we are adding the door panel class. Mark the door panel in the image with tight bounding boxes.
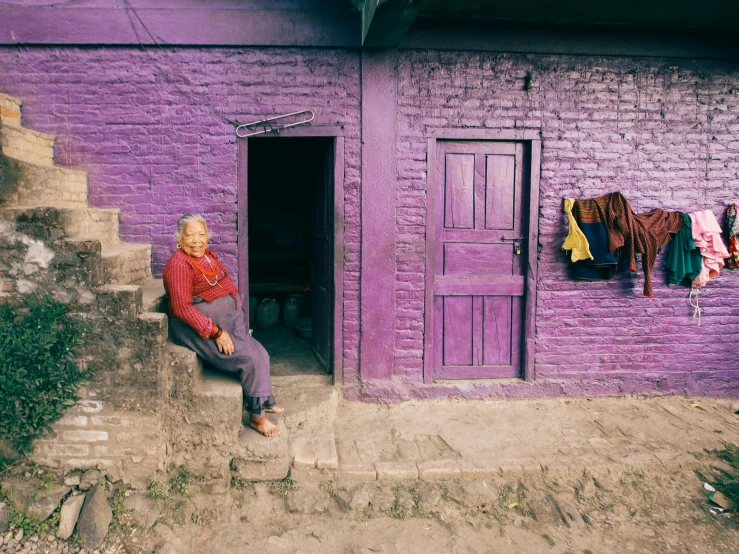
[485,155,515,230]
[444,154,475,229]
[311,142,333,372]
[444,243,512,275]
[482,296,512,365]
[432,141,526,380]
[442,296,473,366]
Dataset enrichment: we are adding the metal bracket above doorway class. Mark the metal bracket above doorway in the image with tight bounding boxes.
[235,110,315,138]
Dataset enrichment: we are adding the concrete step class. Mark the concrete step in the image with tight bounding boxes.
[1,124,55,166]
[163,338,336,483]
[4,158,87,207]
[102,242,152,285]
[0,93,22,128]
[0,206,120,246]
[273,375,338,435]
[141,278,167,313]
[194,367,243,426]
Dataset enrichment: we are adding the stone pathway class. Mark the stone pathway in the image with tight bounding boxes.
[292,395,739,482]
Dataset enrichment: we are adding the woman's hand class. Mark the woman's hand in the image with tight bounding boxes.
[215,330,235,355]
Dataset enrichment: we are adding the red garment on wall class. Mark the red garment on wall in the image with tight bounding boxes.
[592,192,683,297]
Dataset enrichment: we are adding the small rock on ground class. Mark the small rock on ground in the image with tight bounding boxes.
[76,485,111,550]
[78,471,103,492]
[0,479,71,522]
[57,494,85,540]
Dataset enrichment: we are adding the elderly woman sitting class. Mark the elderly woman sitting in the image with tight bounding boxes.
[163,213,282,437]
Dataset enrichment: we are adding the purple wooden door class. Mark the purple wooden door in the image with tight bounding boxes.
[311,143,334,372]
[432,141,526,379]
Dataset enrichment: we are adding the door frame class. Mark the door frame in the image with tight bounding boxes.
[237,127,345,385]
[423,128,541,384]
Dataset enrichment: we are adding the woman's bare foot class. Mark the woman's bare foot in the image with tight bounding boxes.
[249,414,279,437]
[264,404,285,414]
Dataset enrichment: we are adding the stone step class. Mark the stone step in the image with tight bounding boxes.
[194,367,244,427]
[1,124,55,166]
[163,338,337,484]
[272,375,337,435]
[102,243,152,286]
[141,278,167,313]
[0,93,22,127]
[3,158,87,207]
[0,206,120,246]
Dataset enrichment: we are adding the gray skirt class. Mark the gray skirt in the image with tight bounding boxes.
[169,295,273,411]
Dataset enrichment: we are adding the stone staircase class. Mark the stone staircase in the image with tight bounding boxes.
[0,92,339,488]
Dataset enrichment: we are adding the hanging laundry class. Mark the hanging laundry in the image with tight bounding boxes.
[570,196,620,280]
[725,203,739,269]
[689,209,730,287]
[666,213,703,285]
[579,192,682,297]
[562,197,594,262]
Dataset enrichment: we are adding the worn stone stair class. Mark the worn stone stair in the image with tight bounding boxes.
[1,91,340,488]
[0,123,55,167]
[1,92,166,485]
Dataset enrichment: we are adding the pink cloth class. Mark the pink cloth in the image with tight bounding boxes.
[689,209,730,287]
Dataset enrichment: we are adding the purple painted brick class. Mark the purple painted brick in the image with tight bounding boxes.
[1,47,737,400]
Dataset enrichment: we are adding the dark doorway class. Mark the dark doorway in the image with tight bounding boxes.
[247,137,334,376]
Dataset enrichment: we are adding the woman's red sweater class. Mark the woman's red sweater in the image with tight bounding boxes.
[162,249,239,339]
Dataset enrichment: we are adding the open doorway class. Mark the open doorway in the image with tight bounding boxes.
[247,137,334,377]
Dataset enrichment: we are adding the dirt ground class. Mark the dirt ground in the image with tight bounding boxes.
[133,461,739,554]
[121,394,739,554]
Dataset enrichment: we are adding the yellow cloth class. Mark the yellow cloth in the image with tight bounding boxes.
[562,197,594,262]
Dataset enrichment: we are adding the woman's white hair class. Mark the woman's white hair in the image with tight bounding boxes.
[174,213,211,242]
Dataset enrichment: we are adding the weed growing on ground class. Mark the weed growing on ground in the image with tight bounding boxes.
[168,464,198,498]
[698,440,739,512]
[389,501,406,519]
[498,484,513,510]
[111,484,131,530]
[148,476,167,501]
[148,465,203,512]
[542,534,555,547]
[231,475,249,489]
[190,506,215,525]
[268,475,297,497]
[2,491,61,538]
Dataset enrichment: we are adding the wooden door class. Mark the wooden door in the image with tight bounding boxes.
[432,141,526,379]
[311,142,334,372]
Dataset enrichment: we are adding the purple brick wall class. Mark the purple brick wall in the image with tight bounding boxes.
[0,46,363,377]
[1,46,738,400]
[393,51,739,398]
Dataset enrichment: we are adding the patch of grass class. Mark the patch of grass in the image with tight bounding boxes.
[148,476,167,501]
[231,475,249,489]
[703,441,739,512]
[714,429,724,434]
[168,464,198,498]
[1,490,61,539]
[520,503,537,521]
[267,475,297,497]
[543,534,556,547]
[389,501,406,519]
[190,506,215,526]
[148,465,203,511]
[111,485,131,529]
[498,484,513,510]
